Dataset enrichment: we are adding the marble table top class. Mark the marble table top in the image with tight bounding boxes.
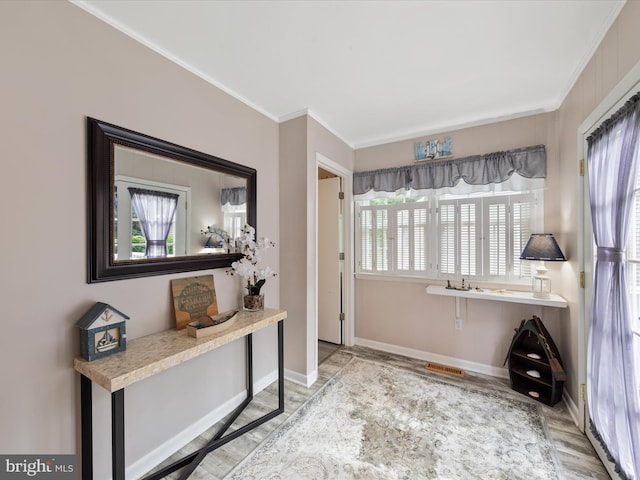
[74,308,287,392]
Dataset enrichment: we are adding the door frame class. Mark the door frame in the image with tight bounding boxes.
[577,59,640,478]
[316,153,354,350]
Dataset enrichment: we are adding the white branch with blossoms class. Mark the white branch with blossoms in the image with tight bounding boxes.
[201,225,234,252]
[227,225,276,295]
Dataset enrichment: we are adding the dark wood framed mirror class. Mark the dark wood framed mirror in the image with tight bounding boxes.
[87,117,256,283]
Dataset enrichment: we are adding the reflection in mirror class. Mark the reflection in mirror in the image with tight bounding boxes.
[113,145,247,261]
[87,117,257,283]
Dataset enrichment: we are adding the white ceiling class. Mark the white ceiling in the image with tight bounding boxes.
[73,0,625,148]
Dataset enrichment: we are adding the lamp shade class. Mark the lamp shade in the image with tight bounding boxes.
[520,234,567,261]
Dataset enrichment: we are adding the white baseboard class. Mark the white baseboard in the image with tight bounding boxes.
[562,390,581,428]
[284,367,318,387]
[256,369,279,392]
[125,369,278,480]
[354,337,510,379]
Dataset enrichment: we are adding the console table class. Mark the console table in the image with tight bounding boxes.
[74,308,287,480]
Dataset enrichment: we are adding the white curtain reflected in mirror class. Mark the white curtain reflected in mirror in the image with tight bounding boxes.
[128,187,179,258]
[115,178,188,260]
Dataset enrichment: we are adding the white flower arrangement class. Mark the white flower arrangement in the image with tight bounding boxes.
[201,225,234,252]
[227,225,276,295]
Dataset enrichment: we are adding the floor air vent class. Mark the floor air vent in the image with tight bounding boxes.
[424,362,465,378]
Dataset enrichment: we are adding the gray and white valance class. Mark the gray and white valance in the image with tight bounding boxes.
[221,187,247,213]
[221,187,247,206]
[354,144,546,198]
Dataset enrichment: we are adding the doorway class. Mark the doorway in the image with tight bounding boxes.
[318,167,344,351]
[314,152,354,371]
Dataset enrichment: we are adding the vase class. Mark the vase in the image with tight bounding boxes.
[243,294,264,311]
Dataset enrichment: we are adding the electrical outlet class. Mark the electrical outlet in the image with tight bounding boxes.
[455,317,463,330]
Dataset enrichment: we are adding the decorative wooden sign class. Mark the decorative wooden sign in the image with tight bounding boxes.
[171,275,219,330]
[414,136,453,161]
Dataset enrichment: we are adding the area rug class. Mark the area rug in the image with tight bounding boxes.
[225,357,564,479]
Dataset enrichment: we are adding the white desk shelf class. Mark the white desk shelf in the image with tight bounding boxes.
[426,285,567,308]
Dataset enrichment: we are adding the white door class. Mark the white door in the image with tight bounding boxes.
[318,176,342,344]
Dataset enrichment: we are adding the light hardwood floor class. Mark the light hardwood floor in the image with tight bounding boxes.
[147,345,610,479]
[318,340,341,365]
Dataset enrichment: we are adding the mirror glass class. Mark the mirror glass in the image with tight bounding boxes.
[88,118,257,283]
[113,145,247,261]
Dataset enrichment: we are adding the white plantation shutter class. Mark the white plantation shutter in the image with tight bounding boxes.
[376,209,389,271]
[484,195,534,281]
[359,208,374,271]
[512,197,533,279]
[413,207,428,272]
[439,202,456,275]
[396,209,410,271]
[358,206,390,273]
[439,200,479,278]
[459,201,479,277]
[491,204,507,276]
[395,206,429,273]
[486,200,508,278]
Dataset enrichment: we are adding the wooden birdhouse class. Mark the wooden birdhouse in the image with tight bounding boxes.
[76,302,129,361]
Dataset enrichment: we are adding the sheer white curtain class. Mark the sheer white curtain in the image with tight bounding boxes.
[587,93,640,480]
[128,188,179,258]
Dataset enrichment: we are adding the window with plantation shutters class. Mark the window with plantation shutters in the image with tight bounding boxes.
[356,191,541,284]
[358,201,432,276]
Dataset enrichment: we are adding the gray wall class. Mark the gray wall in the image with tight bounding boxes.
[555,0,640,408]
[3,0,640,475]
[279,114,354,381]
[353,112,562,377]
[0,2,279,478]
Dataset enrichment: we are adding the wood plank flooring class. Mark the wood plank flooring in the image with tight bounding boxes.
[147,345,610,479]
[318,340,341,365]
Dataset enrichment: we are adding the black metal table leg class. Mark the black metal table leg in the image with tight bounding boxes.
[176,333,257,480]
[278,320,284,410]
[112,389,125,480]
[80,375,93,480]
[246,333,253,398]
[125,318,285,480]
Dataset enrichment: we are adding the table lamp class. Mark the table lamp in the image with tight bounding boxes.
[520,234,567,298]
